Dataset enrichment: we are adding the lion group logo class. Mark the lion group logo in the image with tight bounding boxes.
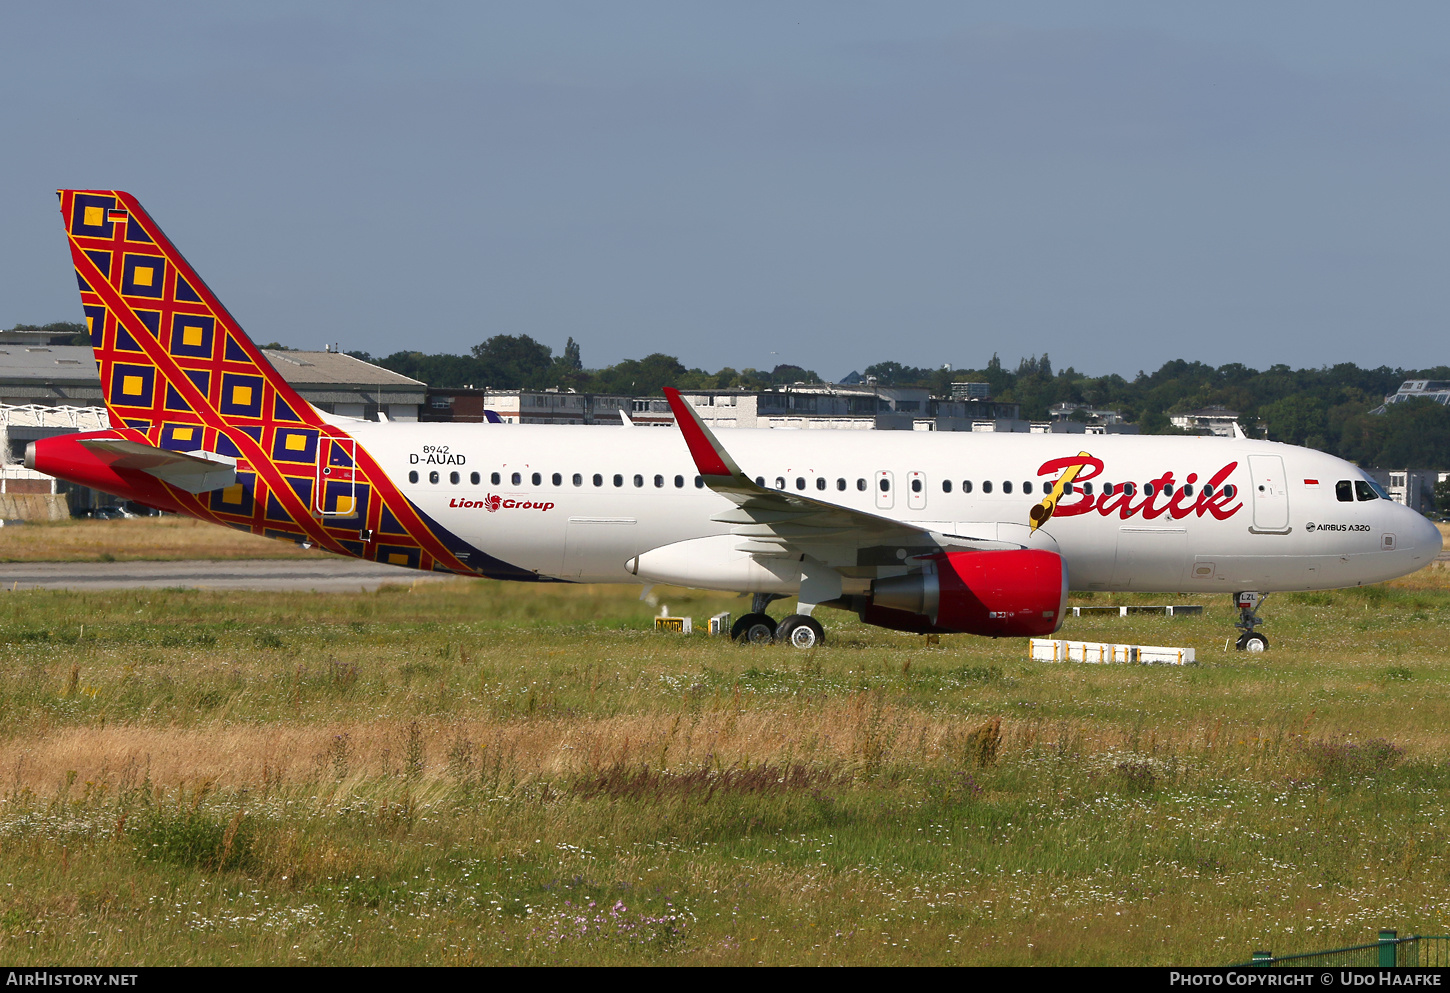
[485,494,502,513]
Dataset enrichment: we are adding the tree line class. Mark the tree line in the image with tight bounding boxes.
[346,334,1450,469]
[8,322,1449,469]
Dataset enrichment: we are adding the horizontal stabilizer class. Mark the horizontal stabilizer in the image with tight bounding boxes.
[77,438,237,494]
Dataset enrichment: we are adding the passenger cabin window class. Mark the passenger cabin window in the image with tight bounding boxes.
[593,473,603,487]
[816,478,827,491]
[910,478,922,493]
[1063,482,1074,494]
[1123,482,1135,496]
[1002,481,1012,494]
[1162,483,1174,496]
[1180,484,1190,497]
[942,480,952,493]
[1336,480,1353,502]
[532,472,541,486]
[470,472,480,485]
[408,470,418,484]
[573,473,583,486]
[634,474,644,487]
[1355,480,1378,501]
[695,476,704,488]
[1023,481,1032,495]
[1222,484,1235,499]
[982,480,992,494]
[449,471,460,484]
[962,480,973,493]
[511,472,521,485]
[613,474,623,487]
[1102,482,1113,495]
[1144,483,1155,497]
[491,472,501,485]
[654,474,664,488]
[878,478,890,492]
[552,473,562,486]
[674,475,684,488]
[836,478,846,491]
[796,478,805,490]
[429,471,439,484]
[856,479,867,491]
[775,476,786,490]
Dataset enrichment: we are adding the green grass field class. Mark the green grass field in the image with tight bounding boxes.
[1,566,1449,965]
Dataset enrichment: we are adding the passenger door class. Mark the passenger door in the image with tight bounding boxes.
[1248,454,1290,533]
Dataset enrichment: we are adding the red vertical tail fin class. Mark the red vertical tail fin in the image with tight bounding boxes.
[51,190,489,577]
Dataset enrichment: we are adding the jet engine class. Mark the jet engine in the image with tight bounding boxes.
[861,548,1068,637]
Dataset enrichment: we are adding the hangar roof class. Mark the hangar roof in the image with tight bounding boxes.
[0,345,421,398]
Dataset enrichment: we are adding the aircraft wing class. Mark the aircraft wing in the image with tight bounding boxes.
[77,438,238,494]
[663,388,986,560]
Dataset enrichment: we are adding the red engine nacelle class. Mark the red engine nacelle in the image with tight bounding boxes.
[861,548,1068,637]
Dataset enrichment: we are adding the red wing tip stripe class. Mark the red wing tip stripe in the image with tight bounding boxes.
[1304,479,1319,485]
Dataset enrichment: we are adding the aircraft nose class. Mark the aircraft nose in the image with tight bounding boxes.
[1406,509,1443,562]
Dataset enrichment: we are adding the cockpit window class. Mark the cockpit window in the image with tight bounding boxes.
[1336,480,1353,502]
[1354,480,1379,501]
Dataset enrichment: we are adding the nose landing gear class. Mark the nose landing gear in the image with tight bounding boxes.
[1234,591,1269,652]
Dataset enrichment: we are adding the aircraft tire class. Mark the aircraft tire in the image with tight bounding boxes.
[731,613,778,645]
[1236,632,1269,653]
[777,614,826,649]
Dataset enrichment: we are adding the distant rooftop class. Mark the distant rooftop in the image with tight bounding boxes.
[260,349,423,390]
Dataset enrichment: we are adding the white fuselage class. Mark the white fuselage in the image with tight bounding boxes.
[345,421,1442,594]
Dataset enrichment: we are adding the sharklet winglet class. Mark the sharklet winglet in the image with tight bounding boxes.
[663,388,740,480]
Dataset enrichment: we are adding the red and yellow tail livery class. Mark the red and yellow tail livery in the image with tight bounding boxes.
[36,189,494,576]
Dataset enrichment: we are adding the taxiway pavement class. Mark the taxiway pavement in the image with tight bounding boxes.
[0,559,459,592]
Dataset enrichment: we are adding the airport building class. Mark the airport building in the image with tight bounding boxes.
[0,330,424,421]
[1371,379,1450,414]
[0,329,424,516]
[421,388,672,426]
[678,385,1026,432]
[421,384,1031,432]
[1365,468,1439,515]
[1169,406,1244,437]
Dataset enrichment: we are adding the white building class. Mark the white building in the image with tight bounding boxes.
[1373,380,1450,414]
[1169,406,1243,437]
[1366,468,1438,515]
[1048,402,1126,426]
[681,386,1023,431]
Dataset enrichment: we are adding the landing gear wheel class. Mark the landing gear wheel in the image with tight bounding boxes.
[1236,632,1269,653]
[1232,592,1269,653]
[776,614,826,649]
[731,612,778,645]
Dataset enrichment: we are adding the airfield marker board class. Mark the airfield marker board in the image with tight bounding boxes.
[1030,638,1195,665]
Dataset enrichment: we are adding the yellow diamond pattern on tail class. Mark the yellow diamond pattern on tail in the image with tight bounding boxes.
[56,188,483,580]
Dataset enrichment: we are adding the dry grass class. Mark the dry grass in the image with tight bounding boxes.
[1,554,1449,965]
[0,516,314,562]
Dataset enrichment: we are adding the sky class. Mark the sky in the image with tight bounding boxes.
[3,2,1450,381]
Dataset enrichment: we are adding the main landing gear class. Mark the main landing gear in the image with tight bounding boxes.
[1233,591,1269,652]
[731,594,826,648]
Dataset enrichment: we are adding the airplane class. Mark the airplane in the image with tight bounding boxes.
[28,190,1444,651]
